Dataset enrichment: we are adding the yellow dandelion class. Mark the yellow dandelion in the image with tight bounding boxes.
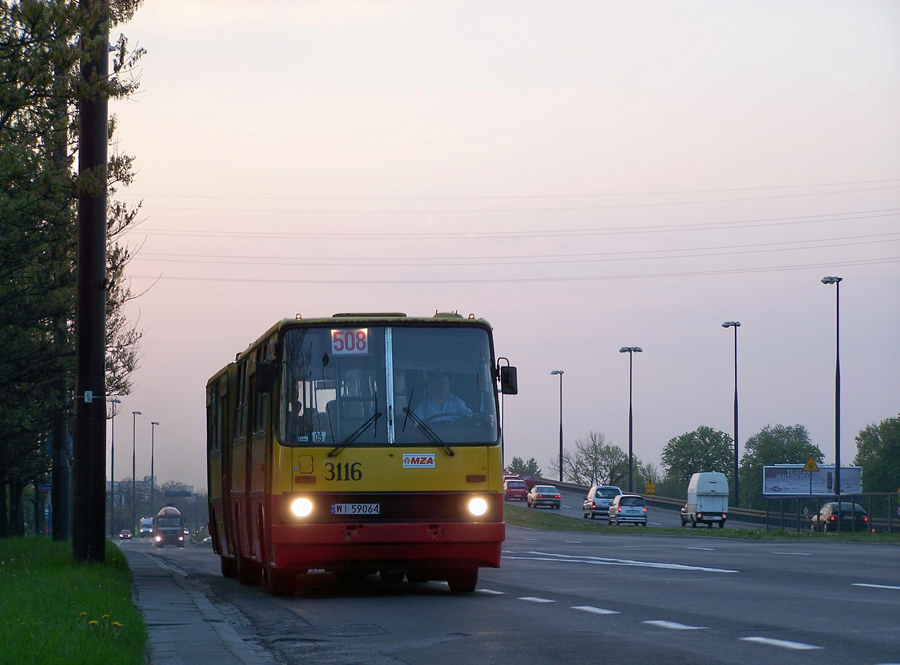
[112,622,124,628]
[88,620,98,626]
[102,614,110,619]
[79,612,87,617]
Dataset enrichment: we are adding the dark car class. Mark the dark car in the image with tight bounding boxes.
[607,495,647,526]
[504,479,528,502]
[583,485,624,519]
[518,474,537,490]
[527,485,561,509]
[810,502,869,532]
[118,529,132,540]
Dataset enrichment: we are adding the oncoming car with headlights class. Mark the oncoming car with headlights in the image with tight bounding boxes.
[207,312,518,595]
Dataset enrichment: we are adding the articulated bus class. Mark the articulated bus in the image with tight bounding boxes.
[206,312,517,595]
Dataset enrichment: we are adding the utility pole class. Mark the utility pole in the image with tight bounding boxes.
[72,0,109,563]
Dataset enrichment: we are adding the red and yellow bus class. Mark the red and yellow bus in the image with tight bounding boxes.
[206,312,517,595]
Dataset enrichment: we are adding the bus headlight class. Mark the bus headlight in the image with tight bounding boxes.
[468,497,488,517]
[291,497,313,518]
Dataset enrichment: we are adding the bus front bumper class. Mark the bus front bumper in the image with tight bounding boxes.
[270,521,504,571]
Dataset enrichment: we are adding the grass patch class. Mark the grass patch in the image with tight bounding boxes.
[503,504,900,543]
[0,538,146,665]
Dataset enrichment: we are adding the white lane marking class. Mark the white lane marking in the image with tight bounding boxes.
[564,540,582,544]
[519,596,555,603]
[524,538,540,541]
[771,551,811,556]
[854,583,900,591]
[573,605,619,615]
[476,589,505,595]
[504,550,738,574]
[645,620,707,630]
[740,636,822,650]
[687,547,715,551]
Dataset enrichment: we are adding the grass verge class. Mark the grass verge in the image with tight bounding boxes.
[0,537,146,665]
[504,504,900,543]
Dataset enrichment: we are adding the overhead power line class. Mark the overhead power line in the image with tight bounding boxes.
[128,256,900,285]
[135,184,900,215]
[132,232,900,268]
[117,177,900,201]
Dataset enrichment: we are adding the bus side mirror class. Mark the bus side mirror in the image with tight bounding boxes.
[256,362,277,393]
[500,366,518,395]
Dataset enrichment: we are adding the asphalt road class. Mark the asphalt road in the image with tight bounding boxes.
[123,523,900,665]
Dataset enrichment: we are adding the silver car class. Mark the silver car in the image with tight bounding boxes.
[583,485,623,519]
[607,494,647,526]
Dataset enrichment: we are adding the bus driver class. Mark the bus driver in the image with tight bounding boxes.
[414,372,472,422]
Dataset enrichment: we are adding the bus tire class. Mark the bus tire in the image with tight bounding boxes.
[447,569,478,593]
[237,555,261,586]
[221,556,238,578]
[266,567,297,597]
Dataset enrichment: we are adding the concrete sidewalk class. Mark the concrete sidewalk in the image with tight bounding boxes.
[122,548,271,665]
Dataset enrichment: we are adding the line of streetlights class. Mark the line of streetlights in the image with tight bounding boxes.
[548,276,843,508]
[107,407,160,534]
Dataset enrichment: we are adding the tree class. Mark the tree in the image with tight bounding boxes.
[661,426,734,486]
[0,0,145,537]
[546,431,633,487]
[739,424,823,510]
[853,415,900,494]
[505,457,542,476]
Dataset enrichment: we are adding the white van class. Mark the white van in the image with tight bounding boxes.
[684,472,728,528]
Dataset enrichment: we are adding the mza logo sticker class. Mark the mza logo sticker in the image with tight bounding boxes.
[402,453,435,468]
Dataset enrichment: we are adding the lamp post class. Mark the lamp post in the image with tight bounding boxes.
[619,347,642,493]
[131,411,141,533]
[108,398,120,538]
[722,322,740,507]
[150,421,159,519]
[822,276,842,515]
[550,370,564,482]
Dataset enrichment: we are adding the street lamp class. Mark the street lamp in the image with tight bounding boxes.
[722,322,741,507]
[550,370,564,482]
[150,421,159,519]
[619,347,642,493]
[108,398,120,538]
[131,411,141,533]
[822,276,842,515]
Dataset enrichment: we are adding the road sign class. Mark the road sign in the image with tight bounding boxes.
[644,478,656,495]
[164,490,192,497]
[802,456,819,473]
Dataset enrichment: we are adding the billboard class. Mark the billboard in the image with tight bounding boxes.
[762,465,862,497]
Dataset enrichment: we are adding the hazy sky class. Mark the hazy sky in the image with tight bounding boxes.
[108,1,900,493]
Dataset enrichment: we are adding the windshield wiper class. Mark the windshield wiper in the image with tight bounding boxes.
[402,408,455,456]
[328,412,382,457]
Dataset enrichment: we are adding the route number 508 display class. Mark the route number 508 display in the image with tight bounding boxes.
[331,329,368,355]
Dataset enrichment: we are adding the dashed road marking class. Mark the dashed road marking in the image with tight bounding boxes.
[687,547,715,551]
[572,605,619,615]
[854,583,900,591]
[519,596,555,603]
[504,550,738,574]
[564,540,582,544]
[477,589,505,595]
[740,636,822,650]
[771,551,811,556]
[644,620,707,630]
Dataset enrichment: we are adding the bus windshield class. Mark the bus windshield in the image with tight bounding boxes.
[279,326,499,447]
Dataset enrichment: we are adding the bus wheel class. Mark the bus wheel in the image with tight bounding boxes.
[266,567,297,597]
[237,555,261,586]
[220,556,238,578]
[447,569,478,593]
